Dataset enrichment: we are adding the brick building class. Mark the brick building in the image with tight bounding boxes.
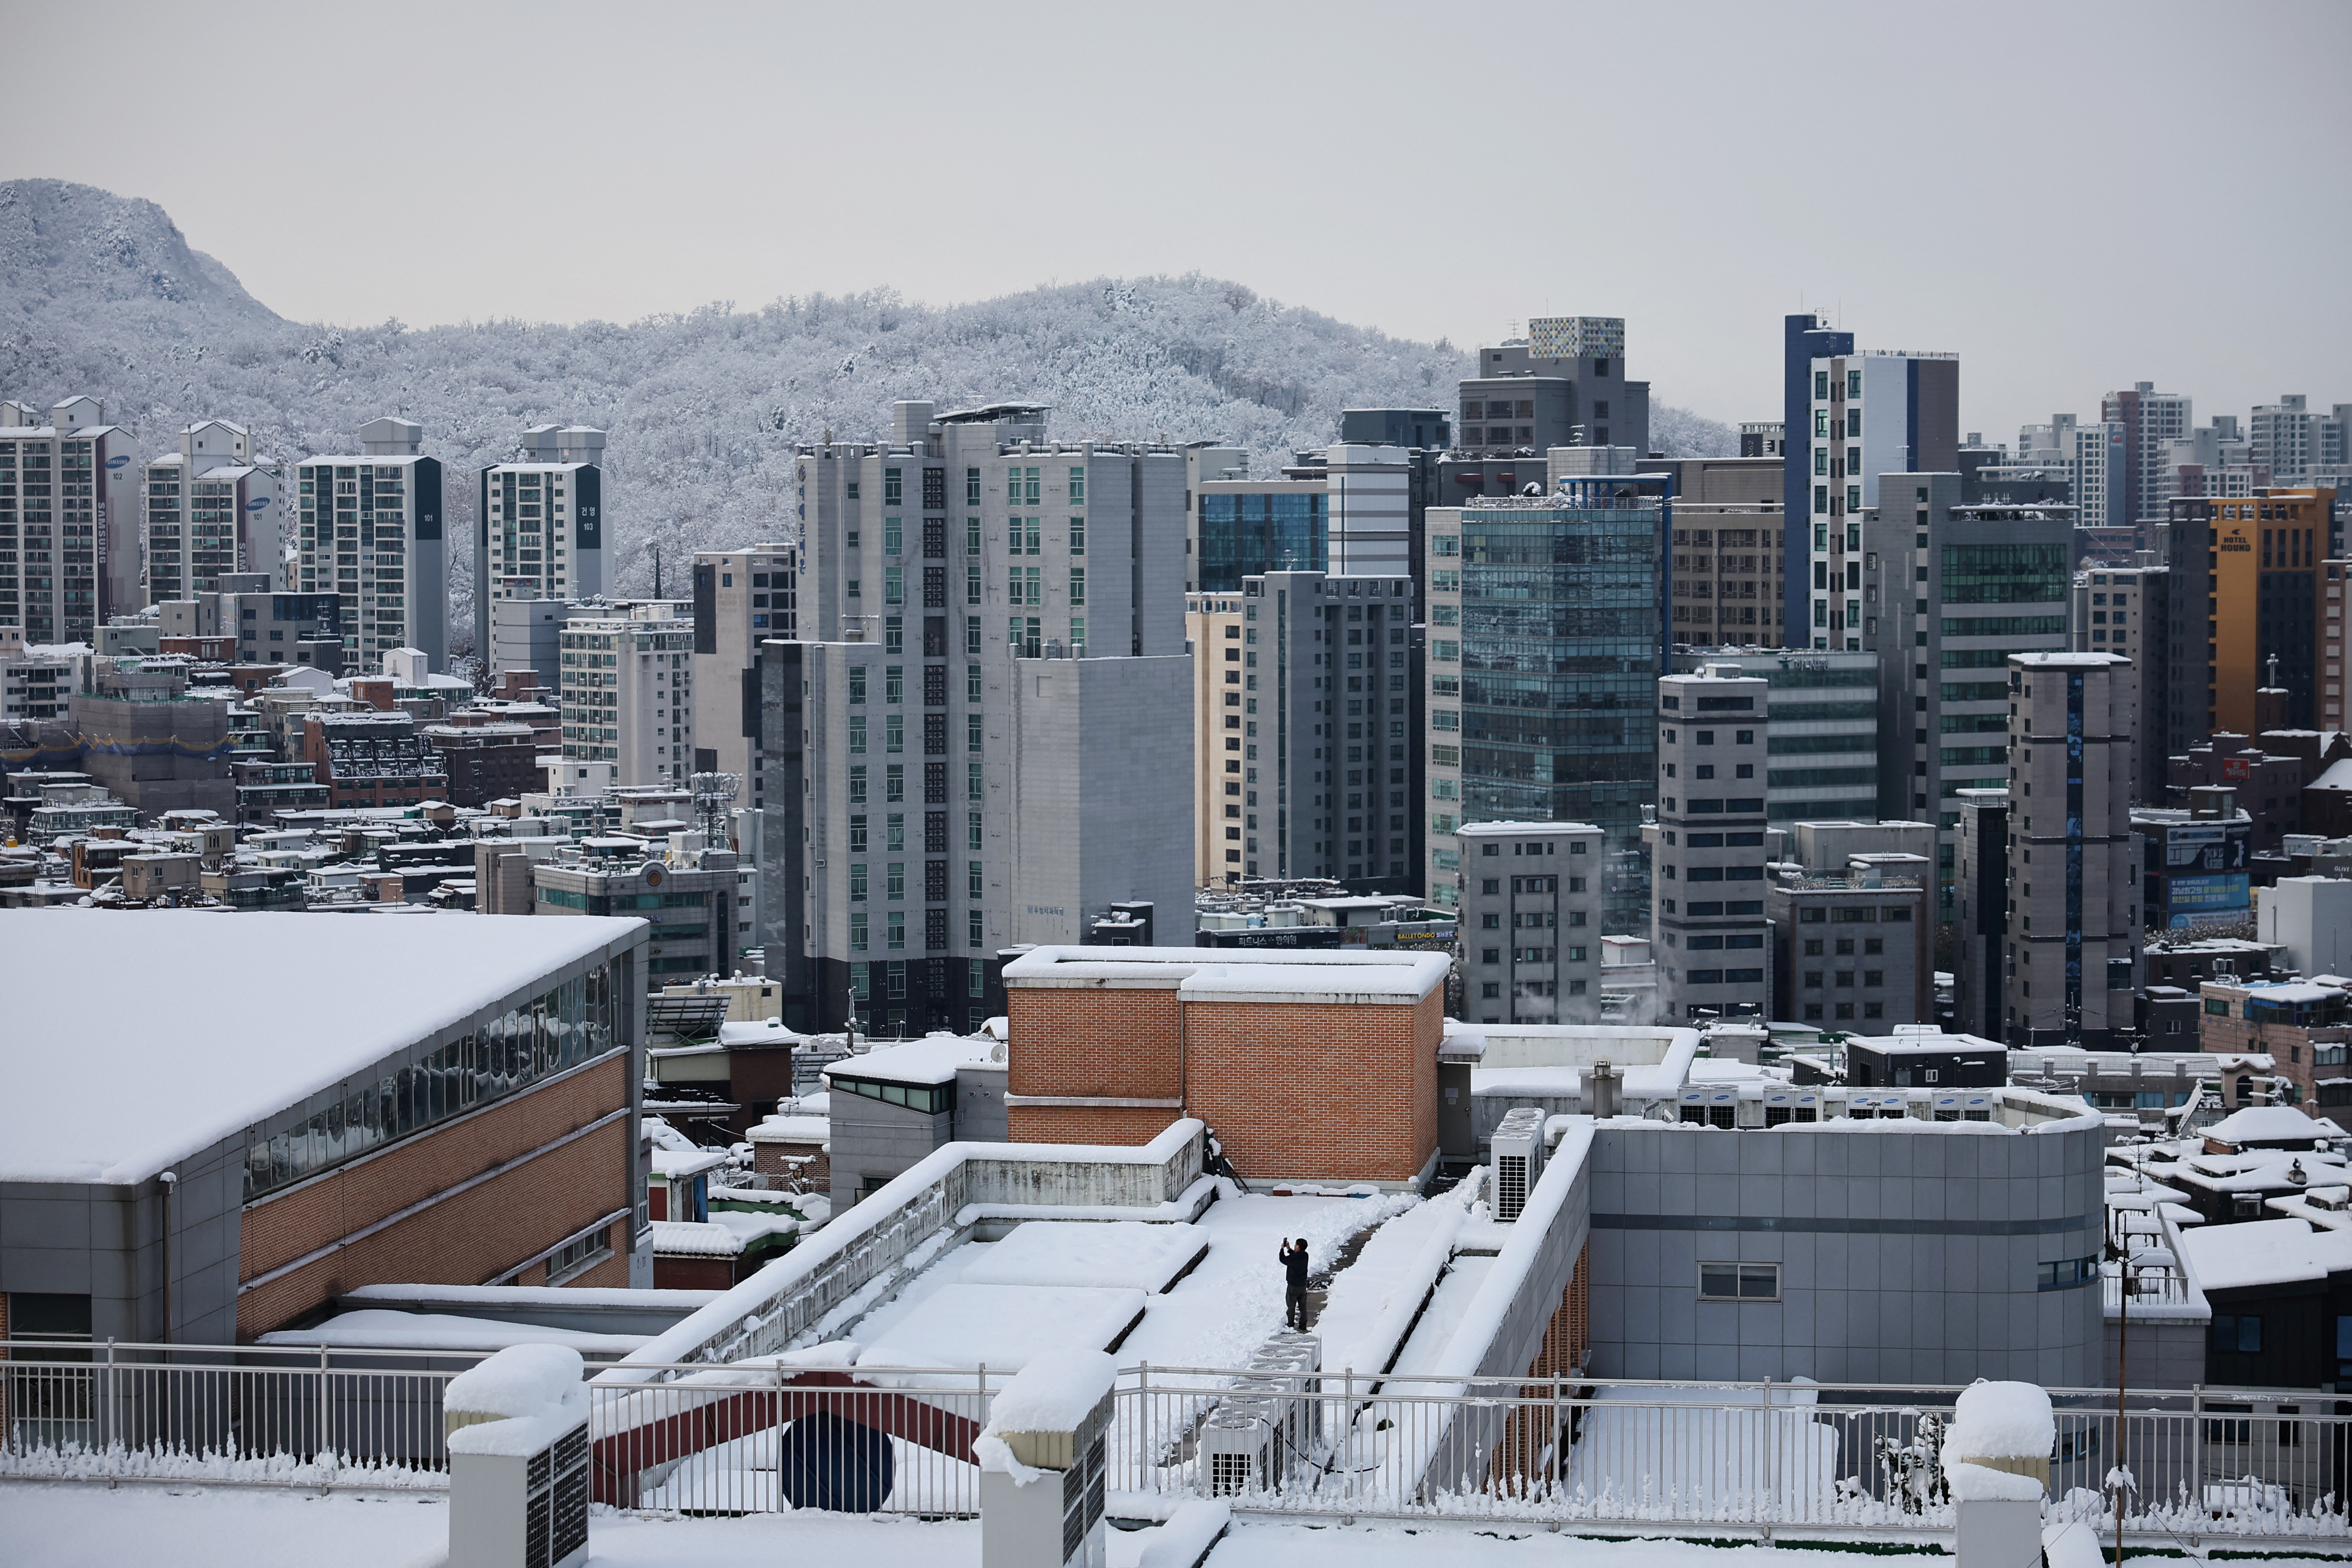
[300,710,448,810]
[2198,976,2350,1109]
[420,719,543,807]
[1000,946,1448,1188]
[0,909,649,1345]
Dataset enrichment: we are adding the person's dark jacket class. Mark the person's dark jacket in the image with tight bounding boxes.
[1281,1244,1309,1289]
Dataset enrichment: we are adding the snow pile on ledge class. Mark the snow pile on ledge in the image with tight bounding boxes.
[444,1344,588,1458]
[972,1348,1115,1485]
[445,1343,583,1420]
[1943,1378,2052,1502]
[1946,1379,2055,1463]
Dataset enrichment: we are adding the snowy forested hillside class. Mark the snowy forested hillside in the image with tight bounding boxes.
[0,179,1735,642]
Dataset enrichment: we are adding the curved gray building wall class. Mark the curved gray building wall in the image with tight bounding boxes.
[1584,1121,2104,1387]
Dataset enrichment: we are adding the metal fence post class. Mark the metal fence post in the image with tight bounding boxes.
[2190,1383,2204,1549]
[1343,1365,1356,1518]
[1138,1361,1151,1494]
[103,1338,116,1485]
[1762,1376,1776,1539]
[317,1343,332,1488]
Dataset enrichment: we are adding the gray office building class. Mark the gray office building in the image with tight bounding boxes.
[1188,570,1418,889]
[1424,477,1666,929]
[1669,648,1879,824]
[691,542,798,811]
[1456,818,1606,1023]
[1457,316,1650,460]
[1862,476,2074,911]
[1650,664,1771,1023]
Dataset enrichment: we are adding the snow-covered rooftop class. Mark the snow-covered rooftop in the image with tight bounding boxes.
[2206,1105,2345,1146]
[2179,1217,2352,1292]
[0,909,644,1185]
[1002,945,1448,1004]
[827,1031,1003,1087]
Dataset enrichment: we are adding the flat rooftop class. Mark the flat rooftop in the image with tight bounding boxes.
[0,909,643,1186]
[1002,945,1448,1003]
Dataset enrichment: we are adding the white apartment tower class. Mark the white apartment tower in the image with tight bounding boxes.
[690,542,798,811]
[293,417,447,670]
[143,419,282,604]
[1795,348,1958,650]
[1456,820,1606,1025]
[1647,665,1772,1023]
[769,400,1192,1036]
[0,397,140,644]
[2249,395,2351,483]
[558,601,694,787]
[1186,570,1417,889]
[475,425,607,657]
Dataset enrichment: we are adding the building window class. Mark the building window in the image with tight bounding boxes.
[2211,1315,2263,1354]
[887,911,906,950]
[1699,1263,1779,1300]
[969,909,985,949]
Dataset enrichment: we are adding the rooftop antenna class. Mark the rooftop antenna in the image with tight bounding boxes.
[689,771,742,845]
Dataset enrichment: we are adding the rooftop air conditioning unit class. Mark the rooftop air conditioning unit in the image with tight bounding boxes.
[1200,1394,1278,1495]
[1254,1331,1324,1463]
[1492,1106,1547,1222]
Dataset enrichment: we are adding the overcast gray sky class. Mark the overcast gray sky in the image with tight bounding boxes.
[8,0,2348,443]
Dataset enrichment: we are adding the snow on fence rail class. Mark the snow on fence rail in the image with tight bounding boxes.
[8,1340,2351,1544]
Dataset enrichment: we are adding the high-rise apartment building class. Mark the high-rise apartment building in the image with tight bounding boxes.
[2019,415,2127,534]
[689,542,797,811]
[557,601,694,786]
[292,417,446,670]
[2249,395,2350,483]
[1965,652,2138,1049]
[474,424,607,658]
[1185,570,1417,890]
[143,419,281,605]
[1779,316,1960,649]
[1458,317,1650,460]
[1648,665,1771,1023]
[2101,382,2193,527]
[1861,478,2073,912]
[0,397,140,644]
[1455,820,1605,1024]
[1424,476,1664,929]
[769,400,1191,1035]
[2160,490,2332,742]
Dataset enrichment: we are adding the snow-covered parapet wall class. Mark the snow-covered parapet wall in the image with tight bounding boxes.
[606,1118,1207,1377]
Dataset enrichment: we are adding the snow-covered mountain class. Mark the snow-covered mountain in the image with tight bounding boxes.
[0,179,1735,641]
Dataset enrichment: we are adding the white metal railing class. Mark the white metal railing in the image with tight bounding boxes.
[7,1344,2350,1543]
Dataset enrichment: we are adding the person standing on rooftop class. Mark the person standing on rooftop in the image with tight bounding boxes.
[1279,1237,1310,1330]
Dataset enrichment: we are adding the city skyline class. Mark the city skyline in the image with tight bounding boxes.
[0,0,2343,449]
